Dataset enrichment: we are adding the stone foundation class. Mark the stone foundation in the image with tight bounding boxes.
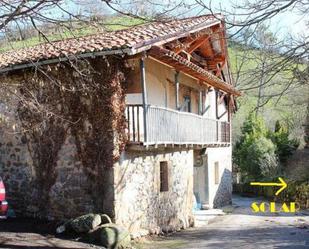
[114,148,194,238]
[0,125,112,219]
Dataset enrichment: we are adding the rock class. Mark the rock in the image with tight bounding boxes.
[100,214,112,224]
[69,213,102,233]
[56,225,66,234]
[130,228,149,239]
[88,223,131,249]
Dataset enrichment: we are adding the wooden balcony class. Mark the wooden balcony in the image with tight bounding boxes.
[126,104,230,147]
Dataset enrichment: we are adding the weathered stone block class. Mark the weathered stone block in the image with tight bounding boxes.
[88,223,131,249]
[69,213,102,233]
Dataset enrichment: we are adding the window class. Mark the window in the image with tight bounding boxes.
[160,161,169,192]
[214,162,219,184]
[183,95,191,112]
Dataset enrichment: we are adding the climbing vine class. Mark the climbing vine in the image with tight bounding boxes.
[9,56,130,216]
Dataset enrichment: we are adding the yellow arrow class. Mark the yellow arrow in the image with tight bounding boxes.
[250,177,287,196]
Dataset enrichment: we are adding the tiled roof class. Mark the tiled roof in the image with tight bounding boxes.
[0,15,222,72]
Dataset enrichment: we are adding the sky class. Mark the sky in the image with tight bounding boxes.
[61,0,307,38]
[221,0,308,38]
[3,0,305,41]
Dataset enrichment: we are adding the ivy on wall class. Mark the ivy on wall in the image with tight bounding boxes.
[5,56,131,216]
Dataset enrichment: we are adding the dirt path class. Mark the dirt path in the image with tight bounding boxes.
[139,195,309,249]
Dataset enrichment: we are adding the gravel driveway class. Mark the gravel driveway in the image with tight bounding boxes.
[0,196,308,249]
[139,195,309,249]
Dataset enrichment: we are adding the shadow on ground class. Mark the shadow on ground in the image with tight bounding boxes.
[0,218,101,249]
[0,218,57,234]
[140,224,309,249]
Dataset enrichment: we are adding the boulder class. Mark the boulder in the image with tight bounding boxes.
[69,213,102,233]
[100,214,112,224]
[88,223,131,249]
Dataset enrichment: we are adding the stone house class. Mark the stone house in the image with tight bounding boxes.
[0,15,240,237]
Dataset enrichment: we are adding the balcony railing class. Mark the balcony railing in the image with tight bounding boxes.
[126,104,230,146]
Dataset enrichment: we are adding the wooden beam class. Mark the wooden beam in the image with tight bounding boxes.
[140,57,148,142]
[175,71,180,110]
[172,35,204,55]
[148,46,241,96]
[200,37,214,59]
[191,52,208,68]
[227,95,231,122]
[198,90,203,115]
[219,93,226,104]
[187,36,209,54]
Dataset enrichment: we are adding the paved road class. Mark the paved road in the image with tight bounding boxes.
[140,195,309,249]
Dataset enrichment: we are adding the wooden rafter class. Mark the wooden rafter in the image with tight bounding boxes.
[173,37,199,55]
[215,68,222,77]
[215,62,225,80]
[159,22,235,95]
[191,52,208,67]
[187,35,209,54]
[200,37,214,59]
[219,92,227,104]
[165,29,212,55]
[148,46,241,96]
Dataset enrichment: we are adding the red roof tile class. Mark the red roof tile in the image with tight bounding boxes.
[0,15,222,72]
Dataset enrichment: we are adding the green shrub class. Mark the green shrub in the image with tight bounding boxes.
[234,114,278,180]
[275,181,309,209]
[234,115,301,182]
[270,120,299,165]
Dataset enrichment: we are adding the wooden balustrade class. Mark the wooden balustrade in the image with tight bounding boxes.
[125,105,230,145]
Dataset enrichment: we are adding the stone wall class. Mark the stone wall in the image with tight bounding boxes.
[0,57,127,219]
[193,146,232,209]
[0,97,113,218]
[46,133,96,218]
[0,129,98,218]
[206,146,232,208]
[0,96,33,214]
[114,148,194,238]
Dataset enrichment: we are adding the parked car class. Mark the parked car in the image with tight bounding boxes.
[0,177,8,218]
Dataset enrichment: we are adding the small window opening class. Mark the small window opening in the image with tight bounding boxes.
[160,161,169,192]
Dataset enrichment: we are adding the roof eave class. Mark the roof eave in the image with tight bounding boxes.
[0,19,222,74]
[0,48,134,74]
[148,46,241,96]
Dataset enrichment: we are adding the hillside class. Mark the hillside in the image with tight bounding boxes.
[0,15,144,52]
[227,43,308,144]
